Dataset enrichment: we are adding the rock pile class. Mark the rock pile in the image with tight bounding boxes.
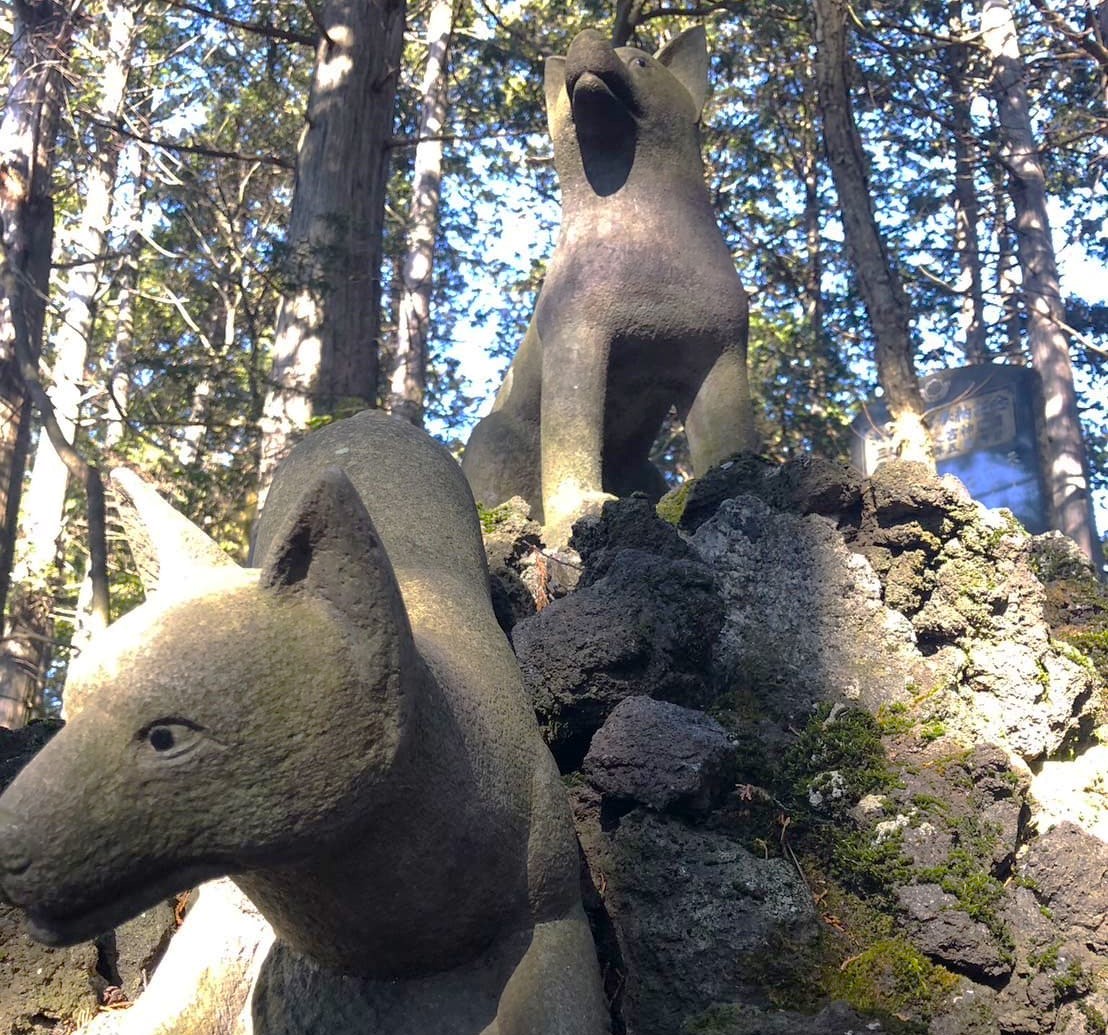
[500,456,1108,1034]
[3,455,1107,1035]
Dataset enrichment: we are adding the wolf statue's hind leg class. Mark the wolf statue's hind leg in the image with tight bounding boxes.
[462,410,542,519]
[684,344,759,475]
[462,324,544,519]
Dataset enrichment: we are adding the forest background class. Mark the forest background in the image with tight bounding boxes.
[0,0,1103,723]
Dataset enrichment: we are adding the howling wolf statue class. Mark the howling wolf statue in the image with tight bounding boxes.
[0,410,609,1034]
[462,26,758,542]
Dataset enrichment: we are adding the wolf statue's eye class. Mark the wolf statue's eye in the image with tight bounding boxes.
[633,57,648,68]
[139,719,205,761]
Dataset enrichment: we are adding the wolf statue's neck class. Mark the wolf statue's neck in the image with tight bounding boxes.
[559,153,715,224]
[232,655,533,980]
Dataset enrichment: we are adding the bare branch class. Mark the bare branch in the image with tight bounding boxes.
[85,114,294,169]
[163,0,316,46]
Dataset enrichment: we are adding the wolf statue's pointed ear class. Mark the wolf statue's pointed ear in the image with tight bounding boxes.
[259,468,409,635]
[111,468,236,594]
[655,25,709,114]
[544,55,567,130]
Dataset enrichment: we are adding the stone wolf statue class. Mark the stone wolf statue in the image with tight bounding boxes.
[462,26,758,542]
[0,410,609,1034]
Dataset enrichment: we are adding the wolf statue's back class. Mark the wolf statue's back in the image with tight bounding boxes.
[0,410,609,1034]
[463,27,758,542]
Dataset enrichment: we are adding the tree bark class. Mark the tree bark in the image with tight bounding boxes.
[811,0,933,467]
[993,175,1023,361]
[0,0,77,725]
[982,0,1103,569]
[0,0,138,724]
[388,0,454,427]
[945,14,988,364]
[99,94,150,453]
[257,0,407,495]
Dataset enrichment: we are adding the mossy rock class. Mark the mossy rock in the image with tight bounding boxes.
[656,479,694,526]
[1042,576,1108,688]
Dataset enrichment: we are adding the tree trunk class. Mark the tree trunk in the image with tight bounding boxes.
[800,77,824,349]
[388,0,453,427]
[1,0,138,724]
[103,138,149,451]
[178,380,212,469]
[0,0,76,725]
[811,0,933,467]
[993,175,1023,361]
[982,0,1103,569]
[945,15,988,364]
[611,0,645,46]
[257,0,407,495]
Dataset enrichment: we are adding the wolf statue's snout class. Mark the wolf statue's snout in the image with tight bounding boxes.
[564,29,636,115]
[0,809,31,878]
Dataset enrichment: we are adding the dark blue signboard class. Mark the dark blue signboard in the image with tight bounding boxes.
[851,364,1050,534]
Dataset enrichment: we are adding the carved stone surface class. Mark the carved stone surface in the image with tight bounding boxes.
[462,26,757,542]
[0,409,608,1034]
[0,722,178,1033]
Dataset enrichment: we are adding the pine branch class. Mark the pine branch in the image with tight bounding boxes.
[1027,0,1108,73]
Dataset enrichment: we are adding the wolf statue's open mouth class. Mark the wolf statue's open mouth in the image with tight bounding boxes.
[568,69,638,172]
[16,860,224,947]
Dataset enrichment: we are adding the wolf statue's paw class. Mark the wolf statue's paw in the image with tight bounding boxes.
[543,489,617,548]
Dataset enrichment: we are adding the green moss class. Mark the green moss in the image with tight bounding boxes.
[1027,941,1060,971]
[1058,630,1108,685]
[877,702,914,735]
[910,792,950,816]
[476,501,514,533]
[828,937,958,1023]
[1079,1002,1108,1035]
[707,687,768,730]
[960,512,1020,553]
[919,720,946,742]
[719,705,1016,1032]
[1051,959,1091,1001]
[682,1004,744,1034]
[656,479,694,526]
[875,700,947,743]
[780,706,896,816]
[1042,576,1108,686]
[742,887,952,1033]
[925,747,976,783]
[830,828,913,902]
[917,829,1014,964]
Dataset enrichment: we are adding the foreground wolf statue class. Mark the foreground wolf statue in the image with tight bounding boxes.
[462,26,757,541]
[0,410,609,1034]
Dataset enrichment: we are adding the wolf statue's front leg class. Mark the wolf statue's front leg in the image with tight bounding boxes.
[538,318,618,545]
[491,905,611,1035]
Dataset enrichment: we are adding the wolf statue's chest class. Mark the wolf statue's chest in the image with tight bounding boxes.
[540,215,741,330]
